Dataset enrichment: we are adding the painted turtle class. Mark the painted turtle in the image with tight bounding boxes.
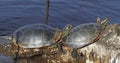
[0,24,72,57]
[0,24,57,57]
[64,17,109,60]
[12,24,56,48]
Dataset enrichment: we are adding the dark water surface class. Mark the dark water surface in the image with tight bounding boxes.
[0,0,120,35]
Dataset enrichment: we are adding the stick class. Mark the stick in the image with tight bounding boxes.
[46,0,50,25]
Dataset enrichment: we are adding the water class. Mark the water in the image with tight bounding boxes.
[0,0,120,62]
[0,0,120,35]
[0,55,14,63]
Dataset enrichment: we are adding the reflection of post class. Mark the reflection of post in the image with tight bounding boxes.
[46,0,50,25]
[14,32,20,63]
[15,54,49,63]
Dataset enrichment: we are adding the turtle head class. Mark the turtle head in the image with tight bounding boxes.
[52,24,72,42]
[62,24,72,38]
[50,24,72,54]
[97,17,109,30]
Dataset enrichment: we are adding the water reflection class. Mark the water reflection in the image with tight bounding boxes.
[0,54,45,63]
[15,55,48,63]
[0,55,14,63]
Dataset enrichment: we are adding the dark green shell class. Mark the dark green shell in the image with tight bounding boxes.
[64,23,100,48]
[12,24,56,48]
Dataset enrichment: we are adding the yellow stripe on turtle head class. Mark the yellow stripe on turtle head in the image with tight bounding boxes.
[62,24,72,38]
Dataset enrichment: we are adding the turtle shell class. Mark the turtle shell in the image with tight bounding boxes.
[12,24,56,48]
[64,23,101,48]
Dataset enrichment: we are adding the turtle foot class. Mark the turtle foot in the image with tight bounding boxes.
[71,49,78,59]
[56,43,66,54]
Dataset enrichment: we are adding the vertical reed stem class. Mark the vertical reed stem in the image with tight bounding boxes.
[46,0,50,25]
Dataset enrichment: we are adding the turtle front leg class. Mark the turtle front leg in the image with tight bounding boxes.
[71,48,85,63]
[71,48,79,59]
[55,43,65,54]
[49,42,65,55]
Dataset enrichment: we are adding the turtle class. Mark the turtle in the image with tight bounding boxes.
[12,24,57,48]
[0,24,72,57]
[0,24,57,57]
[63,17,109,60]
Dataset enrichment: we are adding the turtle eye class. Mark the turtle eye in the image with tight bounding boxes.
[67,24,72,30]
